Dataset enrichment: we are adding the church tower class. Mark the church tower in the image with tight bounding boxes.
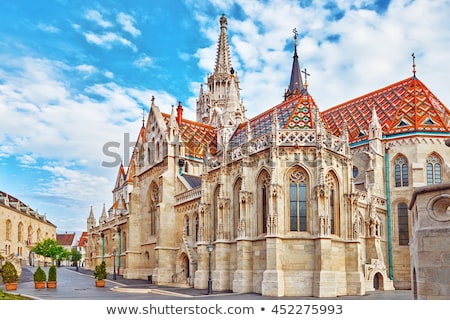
[196,14,246,149]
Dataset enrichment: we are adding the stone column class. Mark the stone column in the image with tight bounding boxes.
[261,236,285,297]
[233,239,253,293]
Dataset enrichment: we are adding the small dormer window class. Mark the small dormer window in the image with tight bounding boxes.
[423,117,435,125]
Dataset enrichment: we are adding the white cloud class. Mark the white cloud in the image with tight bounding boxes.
[84,32,138,52]
[37,23,59,33]
[17,154,37,166]
[85,9,112,28]
[75,64,97,76]
[134,55,153,68]
[117,12,141,37]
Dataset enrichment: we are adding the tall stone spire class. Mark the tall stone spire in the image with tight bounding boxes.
[196,14,246,146]
[214,14,232,75]
[285,28,305,100]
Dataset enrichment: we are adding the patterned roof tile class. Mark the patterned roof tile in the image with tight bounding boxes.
[162,113,217,158]
[322,77,450,143]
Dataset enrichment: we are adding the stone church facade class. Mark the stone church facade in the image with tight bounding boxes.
[85,15,450,297]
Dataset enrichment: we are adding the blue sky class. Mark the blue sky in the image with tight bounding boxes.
[1,0,449,235]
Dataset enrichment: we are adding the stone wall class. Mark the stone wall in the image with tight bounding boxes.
[409,183,450,299]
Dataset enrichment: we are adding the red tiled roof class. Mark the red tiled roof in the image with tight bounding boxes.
[162,113,217,158]
[77,232,88,247]
[322,77,450,144]
[56,232,76,246]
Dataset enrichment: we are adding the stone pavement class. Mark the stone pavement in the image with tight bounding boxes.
[5,266,413,300]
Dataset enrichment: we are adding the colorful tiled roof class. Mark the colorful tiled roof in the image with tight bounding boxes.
[322,76,450,144]
[229,94,319,148]
[162,113,217,158]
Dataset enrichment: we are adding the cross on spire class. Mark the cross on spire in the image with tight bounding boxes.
[293,28,298,46]
[301,68,310,89]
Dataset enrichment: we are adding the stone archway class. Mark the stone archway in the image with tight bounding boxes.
[373,272,383,290]
[364,259,395,291]
[173,252,190,285]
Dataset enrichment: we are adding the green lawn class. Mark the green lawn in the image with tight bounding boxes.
[0,288,32,300]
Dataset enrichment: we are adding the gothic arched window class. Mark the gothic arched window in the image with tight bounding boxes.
[326,172,340,236]
[6,219,12,241]
[194,215,199,242]
[257,171,270,234]
[149,182,159,236]
[213,186,220,241]
[398,202,409,246]
[18,222,23,242]
[426,154,442,185]
[394,155,409,187]
[233,178,242,239]
[289,168,308,232]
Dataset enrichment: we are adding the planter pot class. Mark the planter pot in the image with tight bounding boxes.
[47,281,57,289]
[95,280,105,287]
[34,281,46,289]
[5,283,18,291]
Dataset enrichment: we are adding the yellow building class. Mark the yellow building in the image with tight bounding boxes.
[0,190,57,268]
[86,15,450,297]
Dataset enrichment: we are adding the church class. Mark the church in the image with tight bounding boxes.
[85,14,450,297]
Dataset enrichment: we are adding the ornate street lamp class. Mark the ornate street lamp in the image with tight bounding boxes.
[207,243,214,294]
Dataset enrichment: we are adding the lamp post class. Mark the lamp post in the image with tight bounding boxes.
[207,243,214,294]
[101,233,105,262]
[112,249,117,280]
[117,226,121,276]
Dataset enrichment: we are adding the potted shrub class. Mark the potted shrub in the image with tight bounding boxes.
[93,261,107,287]
[1,261,19,291]
[33,266,47,289]
[47,265,57,288]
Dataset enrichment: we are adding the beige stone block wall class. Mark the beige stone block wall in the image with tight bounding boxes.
[410,183,450,299]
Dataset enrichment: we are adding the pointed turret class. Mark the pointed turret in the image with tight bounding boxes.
[168,104,179,141]
[368,107,382,140]
[99,203,107,224]
[87,205,96,230]
[285,28,305,100]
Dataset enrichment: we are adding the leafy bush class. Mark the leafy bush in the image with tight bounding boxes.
[93,261,107,280]
[1,262,19,284]
[48,265,57,282]
[33,266,47,282]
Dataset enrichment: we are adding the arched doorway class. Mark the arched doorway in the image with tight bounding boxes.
[182,254,190,279]
[373,272,383,290]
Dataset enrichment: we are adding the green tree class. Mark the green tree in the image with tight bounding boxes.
[69,248,82,268]
[32,238,70,263]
